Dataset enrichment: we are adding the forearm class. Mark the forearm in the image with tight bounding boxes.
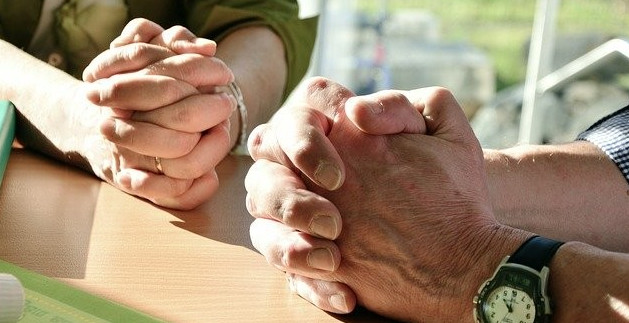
[0,40,100,169]
[551,241,629,322]
[485,141,629,252]
[214,26,287,150]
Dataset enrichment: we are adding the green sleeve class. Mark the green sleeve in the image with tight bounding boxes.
[185,0,318,102]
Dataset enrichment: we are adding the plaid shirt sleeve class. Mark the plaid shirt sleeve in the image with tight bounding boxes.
[577,105,629,185]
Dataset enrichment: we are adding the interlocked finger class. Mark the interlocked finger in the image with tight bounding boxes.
[245,159,342,240]
[344,90,427,135]
[149,25,216,56]
[286,274,356,314]
[109,18,164,48]
[250,218,341,275]
[152,170,220,210]
[131,92,235,133]
[157,121,231,179]
[113,168,193,200]
[136,53,234,88]
[99,117,201,159]
[87,74,199,111]
[83,42,175,82]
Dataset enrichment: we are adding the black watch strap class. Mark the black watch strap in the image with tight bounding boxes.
[507,236,564,272]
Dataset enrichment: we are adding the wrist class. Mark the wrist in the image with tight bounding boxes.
[548,241,627,322]
[60,83,108,174]
[459,225,534,321]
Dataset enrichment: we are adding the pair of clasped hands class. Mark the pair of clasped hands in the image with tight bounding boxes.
[81,19,236,210]
[246,78,523,322]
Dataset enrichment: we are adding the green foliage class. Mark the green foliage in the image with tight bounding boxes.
[356,0,629,90]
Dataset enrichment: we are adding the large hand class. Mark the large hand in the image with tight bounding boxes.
[248,78,531,321]
[246,78,427,313]
[81,19,236,209]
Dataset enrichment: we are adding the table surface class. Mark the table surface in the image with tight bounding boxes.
[0,149,392,323]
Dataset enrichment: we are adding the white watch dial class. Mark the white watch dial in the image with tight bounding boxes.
[482,286,536,323]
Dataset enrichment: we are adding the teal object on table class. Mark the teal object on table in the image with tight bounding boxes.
[0,100,15,186]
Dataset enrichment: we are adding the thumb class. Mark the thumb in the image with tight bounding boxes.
[419,87,475,143]
[344,90,426,135]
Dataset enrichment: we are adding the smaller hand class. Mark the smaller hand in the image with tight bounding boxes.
[81,18,236,210]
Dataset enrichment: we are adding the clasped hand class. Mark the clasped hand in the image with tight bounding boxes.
[245,77,525,322]
[82,18,236,210]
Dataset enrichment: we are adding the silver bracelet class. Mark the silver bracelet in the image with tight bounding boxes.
[226,81,248,154]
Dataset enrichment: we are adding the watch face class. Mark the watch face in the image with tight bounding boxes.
[481,284,536,323]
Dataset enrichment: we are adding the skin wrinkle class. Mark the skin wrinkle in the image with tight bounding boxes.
[307,78,352,122]
[261,84,520,320]
[174,55,198,85]
[328,148,486,318]
[173,98,194,126]
[334,137,494,320]
[279,190,302,226]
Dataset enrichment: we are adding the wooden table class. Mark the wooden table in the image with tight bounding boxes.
[0,149,391,322]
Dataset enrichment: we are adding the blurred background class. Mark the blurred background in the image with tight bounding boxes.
[296,0,629,149]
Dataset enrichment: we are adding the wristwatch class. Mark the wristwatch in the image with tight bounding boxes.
[473,236,564,323]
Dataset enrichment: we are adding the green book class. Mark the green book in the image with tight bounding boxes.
[0,100,15,186]
[0,258,165,322]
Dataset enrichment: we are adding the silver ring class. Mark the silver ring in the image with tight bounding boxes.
[154,156,164,174]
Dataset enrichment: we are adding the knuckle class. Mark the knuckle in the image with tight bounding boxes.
[170,178,193,196]
[177,54,206,84]
[247,125,270,160]
[178,133,200,155]
[103,78,124,99]
[124,43,150,61]
[166,25,192,39]
[158,77,189,101]
[173,102,193,125]
[427,86,456,103]
[302,76,354,108]
[303,76,333,96]
[289,132,318,165]
[182,156,207,179]
[386,90,411,104]
[280,240,300,269]
[128,18,152,30]
[111,123,134,146]
[278,194,300,225]
[164,132,199,159]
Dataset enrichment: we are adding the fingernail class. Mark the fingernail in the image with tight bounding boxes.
[109,35,126,48]
[314,162,342,190]
[99,118,116,138]
[330,294,350,313]
[85,83,101,104]
[222,92,237,112]
[307,248,336,271]
[193,38,216,48]
[245,194,255,214]
[309,215,338,239]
